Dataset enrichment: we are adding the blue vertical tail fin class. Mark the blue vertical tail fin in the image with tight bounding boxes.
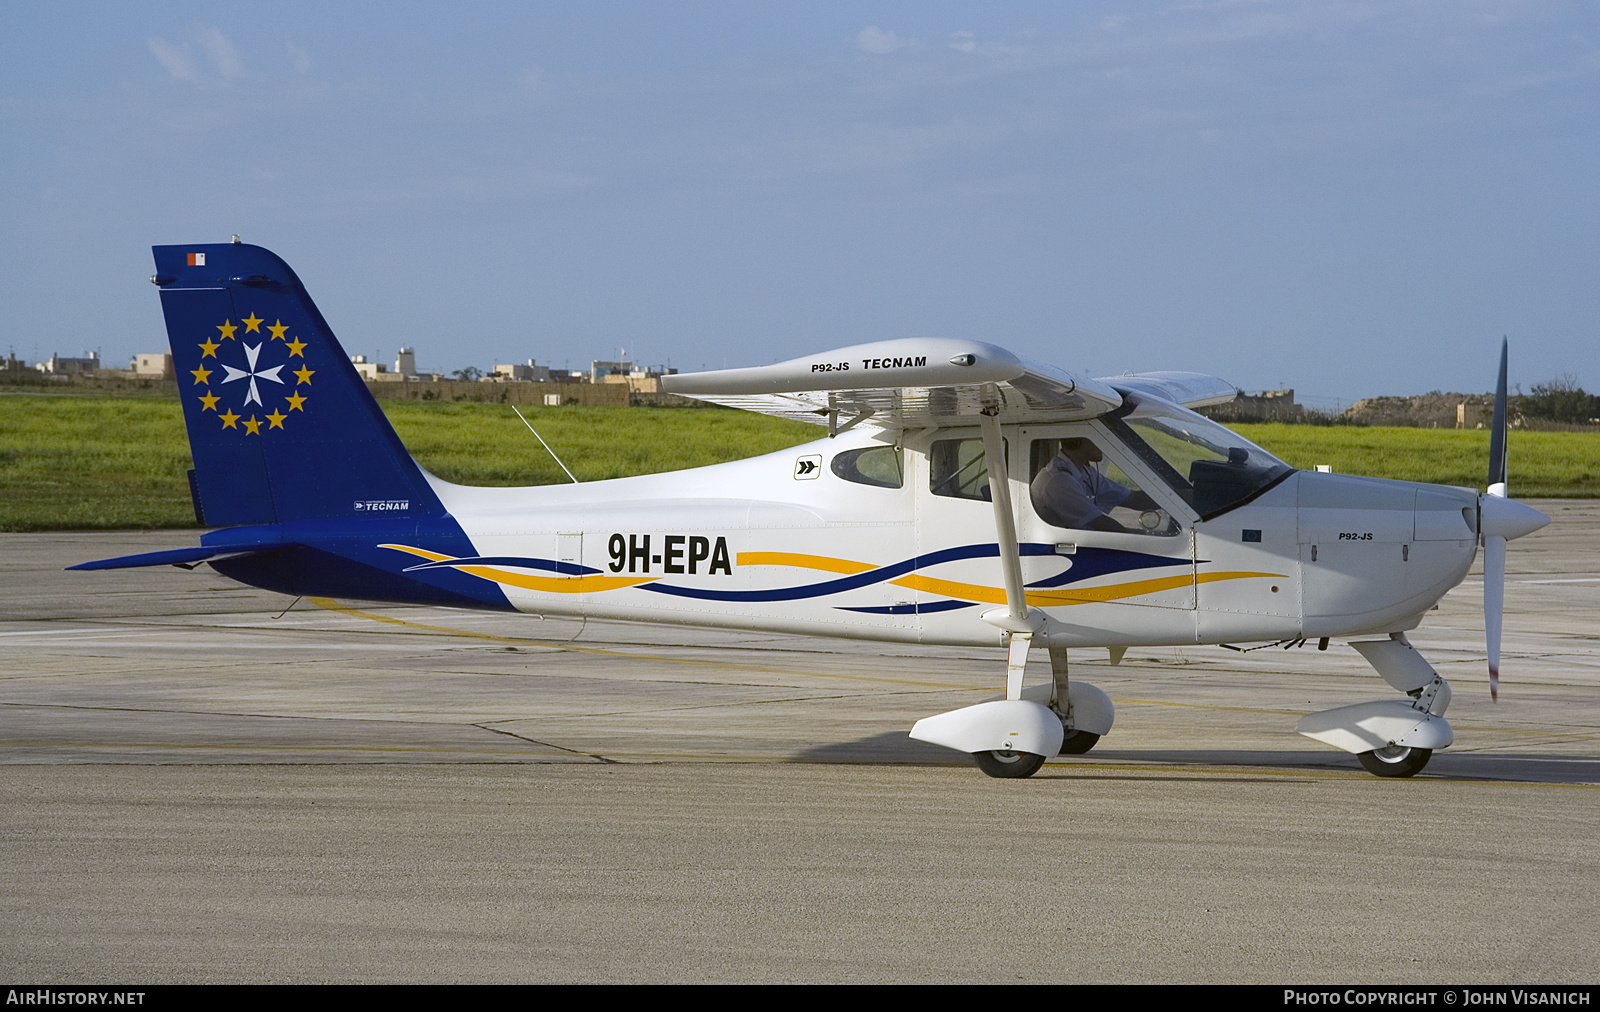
[154,242,442,527]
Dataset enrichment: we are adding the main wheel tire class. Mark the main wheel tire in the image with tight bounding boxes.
[973,750,1047,779]
[1058,730,1101,755]
[1357,745,1432,778]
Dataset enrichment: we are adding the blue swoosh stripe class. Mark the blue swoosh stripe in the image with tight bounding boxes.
[402,556,602,577]
[398,542,1193,606]
[836,600,979,615]
[639,543,1188,603]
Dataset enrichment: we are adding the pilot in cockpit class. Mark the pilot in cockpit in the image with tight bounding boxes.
[1030,437,1162,532]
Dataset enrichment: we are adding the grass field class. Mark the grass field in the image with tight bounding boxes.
[1231,423,1600,496]
[2,393,1596,531]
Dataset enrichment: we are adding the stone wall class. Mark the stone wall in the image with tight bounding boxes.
[364,380,628,406]
[1340,393,1496,428]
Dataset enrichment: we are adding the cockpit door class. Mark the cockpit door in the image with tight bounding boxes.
[1015,423,1198,612]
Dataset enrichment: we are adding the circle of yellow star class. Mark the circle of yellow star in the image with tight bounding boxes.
[242,313,263,333]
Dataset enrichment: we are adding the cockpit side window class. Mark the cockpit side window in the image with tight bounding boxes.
[1028,437,1180,536]
[831,445,903,489]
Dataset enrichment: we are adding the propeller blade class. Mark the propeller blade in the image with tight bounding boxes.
[1484,533,1505,703]
[1484,337,1509,701]
[1478,338,1548,702]
[1487,337,1508,496]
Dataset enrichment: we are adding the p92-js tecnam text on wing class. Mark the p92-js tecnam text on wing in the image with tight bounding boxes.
[74,241,1551,779]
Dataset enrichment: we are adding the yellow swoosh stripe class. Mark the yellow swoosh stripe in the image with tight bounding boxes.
[890,570,1283,606]
[738,549,1282,606]
[379,543,656,594]
[385,543,1281,605]
[736,551,877,575]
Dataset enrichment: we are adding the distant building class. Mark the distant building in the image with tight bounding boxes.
[350,354,387,380]
[590,359,632,384]
[133,353,174,379]
[493,359,553,382]
[386,347,439,381]
[593,361,679,393]
[1233,389,1300,419]
[1198,388,1302,424]
[37,352,99,375]
[3,352,28,374]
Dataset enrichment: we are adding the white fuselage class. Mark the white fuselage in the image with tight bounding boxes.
[412,423,1480,649]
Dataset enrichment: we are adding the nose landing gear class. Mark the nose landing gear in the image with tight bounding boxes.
[1297,634,1452,778]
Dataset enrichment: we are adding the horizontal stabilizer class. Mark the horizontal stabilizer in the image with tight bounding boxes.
[1099,371,1237,409]
[67,544,294,571]
[662,338,1122,427]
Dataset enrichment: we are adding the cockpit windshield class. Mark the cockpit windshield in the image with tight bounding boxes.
[1104,395,1294,518]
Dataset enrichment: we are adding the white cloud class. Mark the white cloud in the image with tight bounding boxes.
[148,38,199,81]
[857,26,912,54]
[148,27,244,83]
[195,26,243,78]
[287,42,312,74]
[945,29,1029,59]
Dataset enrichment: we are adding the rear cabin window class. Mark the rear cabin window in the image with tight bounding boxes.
[831,445,903,488]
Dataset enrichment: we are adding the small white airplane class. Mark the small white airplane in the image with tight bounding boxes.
[74,241,1551,778]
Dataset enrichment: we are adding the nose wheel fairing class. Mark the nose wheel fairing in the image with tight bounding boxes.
[1296,633,1453,776]
[1295,698,1453,754]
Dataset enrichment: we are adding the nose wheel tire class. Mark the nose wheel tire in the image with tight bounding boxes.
[1357,745,1432,778]
[1058,730,1100,755]
[973,750,1047,779]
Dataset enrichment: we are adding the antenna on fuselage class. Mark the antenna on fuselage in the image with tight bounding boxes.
[511,405,579,484]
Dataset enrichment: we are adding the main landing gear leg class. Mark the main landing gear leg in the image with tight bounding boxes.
[1050,647,1100,755]
[906,403,1115,778]
[909,401,1062,779]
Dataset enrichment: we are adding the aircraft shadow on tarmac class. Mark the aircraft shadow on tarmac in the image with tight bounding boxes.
[790,733,1600,785]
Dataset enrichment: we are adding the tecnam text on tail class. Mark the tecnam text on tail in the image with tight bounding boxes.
[74,240,1551,779]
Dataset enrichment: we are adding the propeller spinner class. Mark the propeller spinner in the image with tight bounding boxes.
[1478,339,1552,700]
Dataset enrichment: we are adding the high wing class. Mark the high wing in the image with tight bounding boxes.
[660,338,1125,429]
[1096,371,1238,410]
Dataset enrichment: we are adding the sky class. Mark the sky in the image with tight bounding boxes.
[3,1,1597,409]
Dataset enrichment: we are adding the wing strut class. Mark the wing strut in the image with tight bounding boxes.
[906,392,1065,772]
[977,400,1042,700]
